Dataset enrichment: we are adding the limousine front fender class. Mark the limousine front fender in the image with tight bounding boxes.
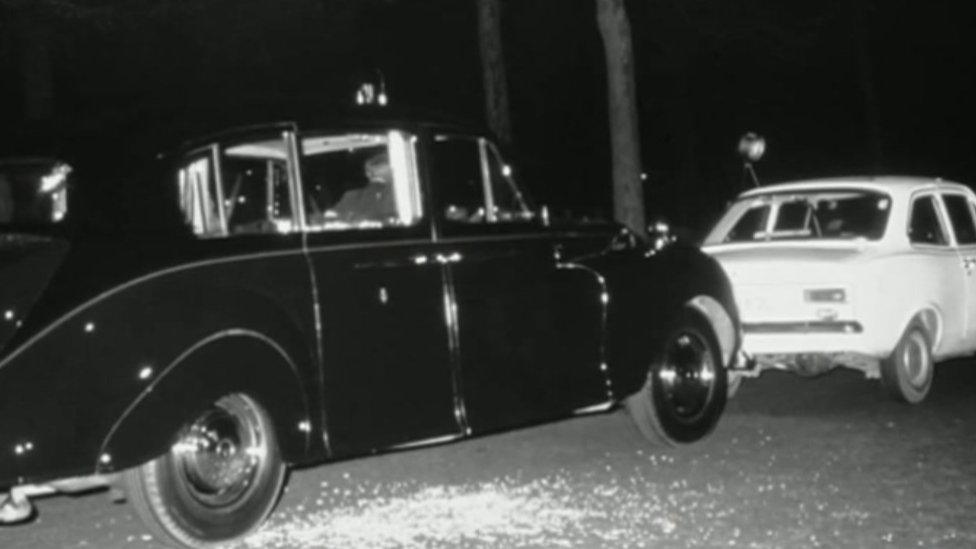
[588,242,740,397]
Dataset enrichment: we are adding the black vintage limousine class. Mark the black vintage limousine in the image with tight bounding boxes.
[0,115,740,547]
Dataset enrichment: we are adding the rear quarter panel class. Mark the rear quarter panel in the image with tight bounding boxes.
[856,249,964,358]
[0,239,320,487]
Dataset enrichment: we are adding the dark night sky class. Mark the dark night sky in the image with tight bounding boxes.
[1,0,974,236]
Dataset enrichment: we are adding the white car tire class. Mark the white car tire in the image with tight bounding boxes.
[880,324,934,404]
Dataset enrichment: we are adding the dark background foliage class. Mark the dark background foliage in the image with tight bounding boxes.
[1,0,973,237]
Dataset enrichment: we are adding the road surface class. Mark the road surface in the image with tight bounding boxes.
[3,359,975,548]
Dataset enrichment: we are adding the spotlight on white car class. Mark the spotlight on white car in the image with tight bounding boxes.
[737,132,766,187]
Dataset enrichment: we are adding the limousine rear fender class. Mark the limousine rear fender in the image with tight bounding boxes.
[0,261,321,487]
[97,330,311,473]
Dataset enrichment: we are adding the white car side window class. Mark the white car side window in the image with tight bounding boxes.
[908,195,948,246]
[941,193,976,245]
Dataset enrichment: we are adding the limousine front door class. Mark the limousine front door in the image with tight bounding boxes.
[425,134,607,433]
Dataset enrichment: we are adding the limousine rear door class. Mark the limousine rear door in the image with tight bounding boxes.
[297,130,462,455]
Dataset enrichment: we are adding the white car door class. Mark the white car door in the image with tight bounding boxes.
[939,191,976,350]
[904,193,966,357]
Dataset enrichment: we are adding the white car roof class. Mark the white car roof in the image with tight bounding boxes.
[739,176,973,201]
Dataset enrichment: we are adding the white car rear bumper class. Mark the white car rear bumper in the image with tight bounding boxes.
[740,321,889,377]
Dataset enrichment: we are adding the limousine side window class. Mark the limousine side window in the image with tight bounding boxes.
[177,133,296,237]
[300,131,423,231]
[177,150,224,236]
[429,136,486,223]
[484,142,532,222]
[430,134,532,224]
[220,138,293,235]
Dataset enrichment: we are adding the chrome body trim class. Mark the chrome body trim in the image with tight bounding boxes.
[572,401,615,415]
[440,263,471,436]
[285,129,308,231]
[743,321,864,334]
[477,138,497,222]
[386,433,462,451]
[210,143,229,236]
[301,232,331,456]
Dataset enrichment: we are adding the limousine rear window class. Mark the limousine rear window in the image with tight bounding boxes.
[176,131,424,238]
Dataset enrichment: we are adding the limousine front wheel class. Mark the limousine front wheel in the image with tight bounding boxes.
[123,393,286,548]
[626,310,728,445]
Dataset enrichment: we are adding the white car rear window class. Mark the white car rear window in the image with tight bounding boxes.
[712,190,890,244]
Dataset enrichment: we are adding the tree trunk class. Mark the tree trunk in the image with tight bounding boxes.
[851,0,883,169]
[476,0,513,146]
[596,0,645,236]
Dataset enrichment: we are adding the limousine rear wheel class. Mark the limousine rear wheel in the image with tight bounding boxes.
[881,324,933,404]
[626,310,728,445]
[123,393,286,548]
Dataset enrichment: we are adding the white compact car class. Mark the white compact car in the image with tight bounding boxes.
[703,176,976,403]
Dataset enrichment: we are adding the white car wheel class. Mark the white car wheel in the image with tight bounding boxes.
[880,325,934,404]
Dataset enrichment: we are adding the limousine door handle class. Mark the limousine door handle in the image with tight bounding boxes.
[552,243,564,261]
[409,252,463,265]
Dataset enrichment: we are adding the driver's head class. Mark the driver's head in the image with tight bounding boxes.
[364,151,392,185]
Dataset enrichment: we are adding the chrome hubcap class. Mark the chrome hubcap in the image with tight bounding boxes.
[902,332,931,388]
[658,332,716,424]
[171,396,268,508]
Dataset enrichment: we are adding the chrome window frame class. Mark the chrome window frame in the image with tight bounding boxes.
[177,130,301,238]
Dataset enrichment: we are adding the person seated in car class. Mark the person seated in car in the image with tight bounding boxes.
[329,150,397,223]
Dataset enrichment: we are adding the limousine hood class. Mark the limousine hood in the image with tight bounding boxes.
[0,233,69,355]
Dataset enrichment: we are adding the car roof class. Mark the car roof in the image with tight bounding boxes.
[738,176,973,200]
[173,106,486,154]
